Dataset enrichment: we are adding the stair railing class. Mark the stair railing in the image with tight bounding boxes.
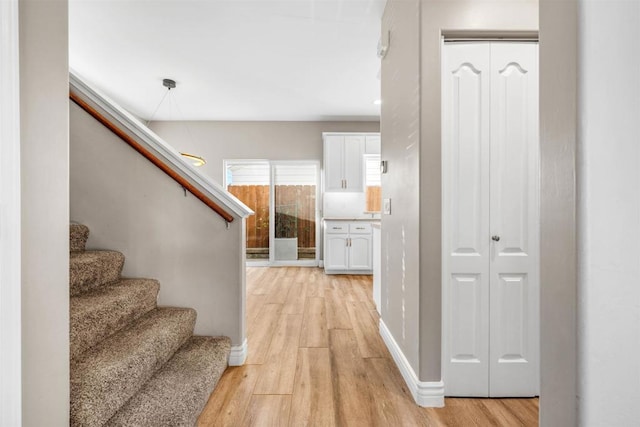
[69,71,253,224]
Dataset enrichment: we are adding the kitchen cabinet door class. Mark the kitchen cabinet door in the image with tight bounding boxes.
[349,235,372,270]
[325,234,349,270]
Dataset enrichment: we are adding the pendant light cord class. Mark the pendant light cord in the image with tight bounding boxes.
[146,87,170,126]
[170,94,197,150]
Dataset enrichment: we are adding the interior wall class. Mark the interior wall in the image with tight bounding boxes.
[539,0,577,425]
[70,103,246,345]
[149,121,380,184]
[19,0,70,424]
[418,0,538,382]
[576,1,640,424]
[380,0,422,373]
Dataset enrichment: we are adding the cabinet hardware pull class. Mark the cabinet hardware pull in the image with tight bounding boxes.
[332,227,341,230]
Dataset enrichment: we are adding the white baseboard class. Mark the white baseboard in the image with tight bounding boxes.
[379,319,445,408]
[228,338,247,366]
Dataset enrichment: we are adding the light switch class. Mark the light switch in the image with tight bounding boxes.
[383,198,391,215]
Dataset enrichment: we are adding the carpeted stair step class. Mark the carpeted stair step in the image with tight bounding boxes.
[70,278,160,360]
[107,336,231,427]
[70,307,197,427]
[70,223,90,252]
[70,250,125,296]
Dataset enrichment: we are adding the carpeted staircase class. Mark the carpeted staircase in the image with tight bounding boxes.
[69,223,230,426]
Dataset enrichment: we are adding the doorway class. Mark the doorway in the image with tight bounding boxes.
[225,160,320,267]
[441,41,540,397]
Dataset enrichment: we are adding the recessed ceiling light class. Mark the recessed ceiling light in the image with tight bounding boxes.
[373,99,382,105]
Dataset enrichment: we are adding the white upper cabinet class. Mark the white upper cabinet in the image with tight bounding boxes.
[343,136,364,191]
[324,135,345,191]
[323,133,368,192]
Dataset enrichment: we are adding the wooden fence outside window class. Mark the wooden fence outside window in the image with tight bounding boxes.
[228,185,316,250]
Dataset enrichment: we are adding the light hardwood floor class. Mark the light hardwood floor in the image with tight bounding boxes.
[198,267,539,426]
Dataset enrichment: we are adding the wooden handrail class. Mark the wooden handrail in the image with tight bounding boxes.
[70,92,235,223]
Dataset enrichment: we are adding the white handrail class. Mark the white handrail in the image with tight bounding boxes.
[69,70,253,220]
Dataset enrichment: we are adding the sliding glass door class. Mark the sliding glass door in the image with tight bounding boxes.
[225,161,271,261]
[271,162,318,264]
[225,160,319,266]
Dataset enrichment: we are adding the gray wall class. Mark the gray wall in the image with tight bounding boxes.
[380,0,538,381]
[150,121,380,184]
[19,0,70,424]
[576,1,640,424]
[380,0,422,373]
[539,0,577,424]
[418,0,538,382]
[70,103,246,345]
[540,3,640,425]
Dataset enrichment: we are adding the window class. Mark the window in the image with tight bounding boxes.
[364,155,381,212]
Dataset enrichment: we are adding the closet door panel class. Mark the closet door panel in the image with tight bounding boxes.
[442,42,491,397]
[489,42,539,397]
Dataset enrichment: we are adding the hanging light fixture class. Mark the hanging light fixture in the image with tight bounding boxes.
[180,152,206,167]
[147,78,207,167]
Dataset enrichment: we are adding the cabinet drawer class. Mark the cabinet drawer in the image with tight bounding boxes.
[325,222,349,234]
[349,223,372,234]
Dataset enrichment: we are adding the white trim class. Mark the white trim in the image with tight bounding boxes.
[379,319,445,408]
[228,339,248,366]
[246,260,271,267]
[269,260,319,267]
[324,270,372,275]
[69,71,253,220]
[321,131,381,138]
[0,0,22,424]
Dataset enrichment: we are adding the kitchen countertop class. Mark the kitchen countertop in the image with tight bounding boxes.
[323,217,381,222]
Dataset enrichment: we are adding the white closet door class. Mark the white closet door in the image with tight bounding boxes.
[488,43,539,397]
[442,43,492,397]
[443,42,539,398]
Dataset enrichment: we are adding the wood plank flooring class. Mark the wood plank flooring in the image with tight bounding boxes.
[198,267,539,426]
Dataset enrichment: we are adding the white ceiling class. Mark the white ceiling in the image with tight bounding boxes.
[69,0,385,121]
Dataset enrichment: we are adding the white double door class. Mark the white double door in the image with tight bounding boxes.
[442,42,539,397]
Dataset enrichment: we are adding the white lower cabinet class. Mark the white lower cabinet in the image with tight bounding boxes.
[324,221,373,273]
[349,235,372,270]
[325,234,349,270]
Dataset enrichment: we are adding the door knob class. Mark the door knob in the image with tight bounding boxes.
[491,235,500,242]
